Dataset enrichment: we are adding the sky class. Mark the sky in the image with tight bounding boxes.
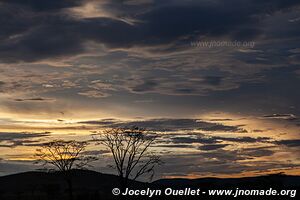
[0,0,300,180]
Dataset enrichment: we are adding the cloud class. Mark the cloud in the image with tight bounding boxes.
[0,0,299,105]
[0,132,51,148]
[123,66,259,96]
[81,150,110,156]
[154,144,194,149]
[242,148,274,157]
[252,129,265,133]
[131,80,159,93]
[170,136,218,145]
[80,118,120,126]
[150,133,277,177]
[157,147,289,177]
[78,90,111,98]
[0,0,300,62]
[213,136,271,143]
[168,134,271,146]
[79,118,247,133]
[14,97,55,102]
[262,114,297,120]
[0,0,299,179]
[0,0,84,12]
[198,144,230,151]
[77,80,119,98]
[0,132,51,140]
[276,139,300,147]
[202,76,223,86]
[200,124,247,133]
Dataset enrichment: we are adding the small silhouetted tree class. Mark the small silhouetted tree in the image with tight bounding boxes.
[35,140,96,200]
[95,127,162,187]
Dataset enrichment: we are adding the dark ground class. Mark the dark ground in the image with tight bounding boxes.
[0,170,299,200]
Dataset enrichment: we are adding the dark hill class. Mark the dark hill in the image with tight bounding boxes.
[154,174,300,188]
[0,170,146,200]
[0,170,299,200]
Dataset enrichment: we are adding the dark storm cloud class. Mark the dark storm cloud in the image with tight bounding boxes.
[0,81,5,92]
[200,150,246,162]
[158,149,288,177]
[0,0,84,11]
[252,129,265,133]
[0,4,31,40]
[198,144,229,151]
[154,144,194,149]
[138,2,256,42]
[86,0,300,47]
[250,0,300,11]
[201,146,273,161]
[170,136,218,145]
[0,132,51,148]
[200,147,275,162]
[203,76,223,86]
[168,134,271,146]
[106,0,299,41]
[275,139,300,147]
[243,149,274,157]
[79,118,120,126]
[131,80,159,93]
[81,150,110,156]
[0,132,51,140]
[14,97,54,102]
[0,0,300,62]
[79,118,247,132]
[200,124,247,133]
[0,139,45,148]
[0,21,85,62]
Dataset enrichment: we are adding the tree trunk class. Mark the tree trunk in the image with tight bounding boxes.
[119,175,128,192]
[64,172,73,200]
[66,178,73,200]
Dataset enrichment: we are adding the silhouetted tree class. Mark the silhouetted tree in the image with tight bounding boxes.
[95,127,162,187]
[35,140,96,200]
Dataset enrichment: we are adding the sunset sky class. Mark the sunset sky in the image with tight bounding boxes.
[0,0,300,179]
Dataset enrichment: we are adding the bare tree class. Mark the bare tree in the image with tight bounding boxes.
[95,127,162,186]
[35,140,96,200]
[35,140,96,171]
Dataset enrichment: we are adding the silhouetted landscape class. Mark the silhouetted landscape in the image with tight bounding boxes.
[1,0,300,199]
[0,170,299,199]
